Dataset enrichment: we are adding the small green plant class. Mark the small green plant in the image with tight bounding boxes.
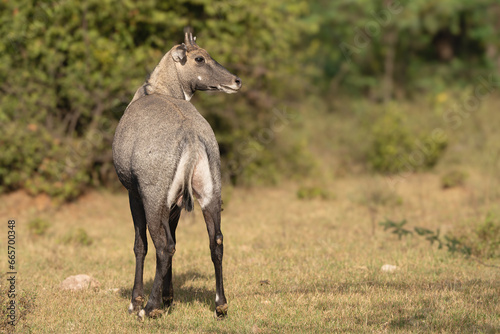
[28,218,51,236]
[379,219,413,240]
[443,235,472,256]
[59,228,93,246]
[414,227,442,247]
[441,170,467,189]
[380,219,472,256]
[297,186,333,200]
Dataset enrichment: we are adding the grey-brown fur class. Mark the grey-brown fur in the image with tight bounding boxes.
[112,32,241,320]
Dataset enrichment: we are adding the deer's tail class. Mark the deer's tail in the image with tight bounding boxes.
[181,142,198,212]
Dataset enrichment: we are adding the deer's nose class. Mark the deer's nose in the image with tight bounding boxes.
[234,77,242,89]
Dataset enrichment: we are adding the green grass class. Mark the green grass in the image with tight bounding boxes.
[1,173,499,333]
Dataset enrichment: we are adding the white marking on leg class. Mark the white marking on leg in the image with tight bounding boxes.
[138,309,145,320]
[128,302,134,314]
[215,293,220,303]
[197,76,202,81]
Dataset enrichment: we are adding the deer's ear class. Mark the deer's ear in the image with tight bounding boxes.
[172,44,187,62]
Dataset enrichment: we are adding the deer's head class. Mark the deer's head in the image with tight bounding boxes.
[172,32,242,97]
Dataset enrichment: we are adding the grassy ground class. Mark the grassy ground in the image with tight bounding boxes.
[1,170,499,333]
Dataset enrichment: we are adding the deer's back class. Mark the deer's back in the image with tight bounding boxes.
[112,94,219,194]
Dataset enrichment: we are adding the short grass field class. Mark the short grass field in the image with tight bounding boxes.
[1,171,499,333]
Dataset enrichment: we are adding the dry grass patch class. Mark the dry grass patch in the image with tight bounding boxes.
[0,173,499,333]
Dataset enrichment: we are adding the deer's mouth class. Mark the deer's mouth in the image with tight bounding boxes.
[219,84,239,94]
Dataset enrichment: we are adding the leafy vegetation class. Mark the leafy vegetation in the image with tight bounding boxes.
[1,0,499,199]
[310,0,500,99]
[441,169,468,189]
[380,216,500,259]
[0,0,316,198]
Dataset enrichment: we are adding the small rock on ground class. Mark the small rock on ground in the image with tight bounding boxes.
[60,274,100,291]
[381,264,398,272]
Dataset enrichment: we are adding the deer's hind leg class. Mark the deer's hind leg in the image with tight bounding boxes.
[192,149,227,318]
[162,205,181,308]
[138,197,176,320]
[128,192,148,314]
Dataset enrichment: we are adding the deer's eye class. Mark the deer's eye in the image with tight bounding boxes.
[195,56,205,63]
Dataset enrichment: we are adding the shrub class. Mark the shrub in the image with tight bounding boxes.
[441,170,468,189]
[368,106,447,174]
[0,123,90,201]
[0,0,316,199]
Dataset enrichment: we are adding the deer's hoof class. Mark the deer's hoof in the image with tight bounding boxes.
[137,308,163,321]
[137,309,145,322]
[162,296,174,308]
[129,296,144,314]
[148,309,163,319]
[214,303,228,319]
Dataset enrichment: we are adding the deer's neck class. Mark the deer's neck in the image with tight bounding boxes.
[130,51,194,104]
[150,51,194,100]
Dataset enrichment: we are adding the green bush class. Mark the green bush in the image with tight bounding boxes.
[368,107,414,174]
[0,0,317,198]
[368,106,447,174]
[441,170,468,189]
[0,123,90,201]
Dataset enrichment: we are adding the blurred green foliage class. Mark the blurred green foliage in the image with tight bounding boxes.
[382,214,500,259]
[59,227,93,246]
[441,169,468,189]
[368,105,448,174]
[0,0,499,199]
[461,212,500,259]
[311,0,500,99]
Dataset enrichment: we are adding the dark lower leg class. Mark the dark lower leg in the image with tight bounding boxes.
[130,249,146,312]
[162,206,180,307]
[212,237,227,317]
[202,200,227,317]
[142,206,176,318]
[143,249,172,318]
[129,193,148,313]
